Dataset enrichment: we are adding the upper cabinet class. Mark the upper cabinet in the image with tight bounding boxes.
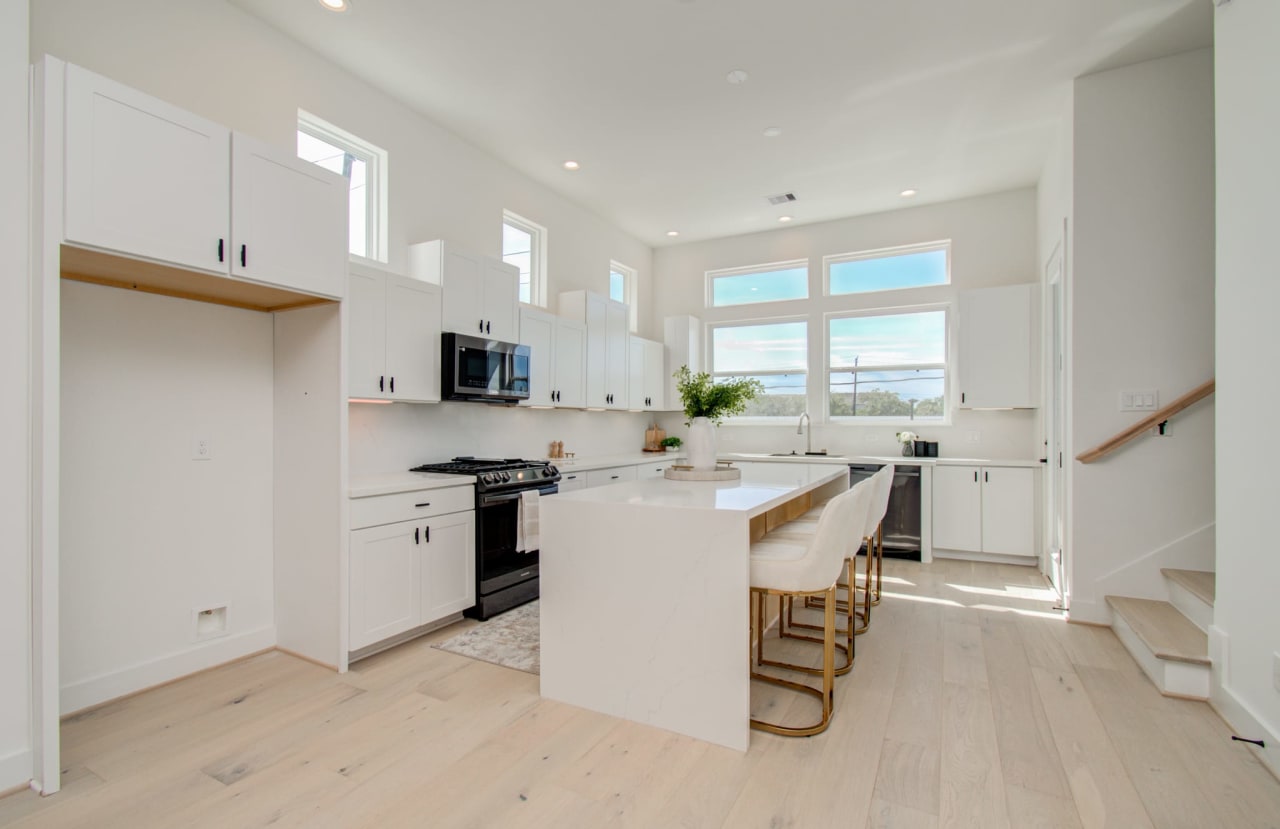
[349,268,442,403]
[410,240,519,342]
[664,315,703,412]
[628,337,666,411]
[957,284,1038,409]
[62,63,347,300]
[518,307,587,409]
[560,291,629,410]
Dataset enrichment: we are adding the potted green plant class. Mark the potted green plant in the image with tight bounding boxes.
[674,366,763,469]
[659,436,683,452]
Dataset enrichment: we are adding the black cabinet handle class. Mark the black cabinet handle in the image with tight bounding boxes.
[961,392,966,404]
[389,376,395,393]
[425,525,430,543]
[414,502,431,508]
[240,244,246,268]
[974,471,978,482]
[217,238,224,262]
[984,470,989,483]
[611,475,619,480]
[415,527,420,545]
[566,475,577,480]
[379,375,384,392]
[486,321,491,334]
[479,319,484,332]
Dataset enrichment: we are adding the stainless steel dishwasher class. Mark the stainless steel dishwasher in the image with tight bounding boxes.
[849,463,922,559]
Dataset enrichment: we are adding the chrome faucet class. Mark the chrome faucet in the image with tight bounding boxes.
[797,412,812,455]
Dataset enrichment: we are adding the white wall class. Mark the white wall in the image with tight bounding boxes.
[651,188,1040,461]
[29,0,654,334]
[59,282,277,712]
[1213,0,1280,775]
[0,0,32,792]
[1068,49,1215,622]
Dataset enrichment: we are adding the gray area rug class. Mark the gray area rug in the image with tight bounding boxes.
[432,600,540,674]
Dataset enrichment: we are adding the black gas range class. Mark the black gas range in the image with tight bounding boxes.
[410,457,560,619]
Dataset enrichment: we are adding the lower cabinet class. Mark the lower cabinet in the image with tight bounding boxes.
[349,490,475,651]
[557,471,587,492]
[636,460,671,479]
[932,465,1035,558]
[586,465,638,488]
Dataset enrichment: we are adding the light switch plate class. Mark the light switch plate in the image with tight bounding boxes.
[1120,389,1159,412]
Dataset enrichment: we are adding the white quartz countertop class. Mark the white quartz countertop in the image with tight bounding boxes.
[720,452,1041,468]
[348,471,476,499]
[546,461,846,518]
[545,451,685,471]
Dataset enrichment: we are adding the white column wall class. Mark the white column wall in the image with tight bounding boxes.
[1067,49,1216,622]
[1212,0,1280,776]
[0,0,33,792]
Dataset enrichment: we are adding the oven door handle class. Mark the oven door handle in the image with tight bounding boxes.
[478,484,558,507]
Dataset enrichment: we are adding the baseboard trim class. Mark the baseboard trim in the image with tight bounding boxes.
[275,647,338,673]
[932,550,1038,567]
[1208,626,1280,784]
[60,626,277,715]
[0,750,32,794]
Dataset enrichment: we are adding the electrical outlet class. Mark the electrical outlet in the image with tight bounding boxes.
[191,436,212,461]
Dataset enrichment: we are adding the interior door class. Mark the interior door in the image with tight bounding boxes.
[1046,238,1068,602]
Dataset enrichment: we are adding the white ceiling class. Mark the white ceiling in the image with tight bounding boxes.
[228,0,1211,247]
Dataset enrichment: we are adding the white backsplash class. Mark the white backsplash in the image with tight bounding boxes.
[349,402,662,476]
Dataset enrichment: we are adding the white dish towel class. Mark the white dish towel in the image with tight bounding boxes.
[516,489,540,553]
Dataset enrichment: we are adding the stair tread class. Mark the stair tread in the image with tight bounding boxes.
[1161,568,1215,607]
[1106,596,1209,666]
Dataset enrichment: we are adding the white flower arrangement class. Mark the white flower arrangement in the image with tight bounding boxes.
[895,431,917,445]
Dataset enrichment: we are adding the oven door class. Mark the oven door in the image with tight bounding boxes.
[475,483,557,596]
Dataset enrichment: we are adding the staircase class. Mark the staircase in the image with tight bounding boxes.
[1105,568,1214,699]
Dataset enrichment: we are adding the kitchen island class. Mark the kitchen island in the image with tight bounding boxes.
[539,461,848,751]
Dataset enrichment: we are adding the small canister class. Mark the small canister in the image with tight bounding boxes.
[926,441,939,457]
[914,440,928,457]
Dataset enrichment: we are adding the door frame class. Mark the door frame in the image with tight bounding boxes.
[1043,220,1070,608]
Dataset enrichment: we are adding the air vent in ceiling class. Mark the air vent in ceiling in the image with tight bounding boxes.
[766,193,797,206]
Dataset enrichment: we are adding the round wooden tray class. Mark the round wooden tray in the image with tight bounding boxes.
[664,464,741,482]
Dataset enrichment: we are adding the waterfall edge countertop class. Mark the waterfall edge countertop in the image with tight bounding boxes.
[539,460,850,752]
[546,460,847,517]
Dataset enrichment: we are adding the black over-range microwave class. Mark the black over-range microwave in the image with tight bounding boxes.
[441,332,531,404]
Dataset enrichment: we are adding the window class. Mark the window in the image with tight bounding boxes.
[710,320,808,417]
[609,261,638,332]
[502,210,546,306]
[707,260,808,307]
[297,110,387,262]
[828,309,946,419]
[825,241,949,296]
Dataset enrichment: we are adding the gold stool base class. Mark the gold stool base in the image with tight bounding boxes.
[750,584,837,737]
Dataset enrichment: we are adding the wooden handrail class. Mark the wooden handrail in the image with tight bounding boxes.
[1076,379,1215,464]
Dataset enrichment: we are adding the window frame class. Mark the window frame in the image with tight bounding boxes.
[707,316,811,423]
[823,240,951,298]
[609,260,638,332]
[503,209,548,307]
[825,304,950,425]
[705,258,810,309]
[297,109,388,264]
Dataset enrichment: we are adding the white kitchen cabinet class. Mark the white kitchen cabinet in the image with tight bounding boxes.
[411,239,519,342]
[229,133,348,299]
[557,471,587,492]
[560,291,630,409]
[664,315,702,412]
[932,464,1035,557]
[349,485,476,651]
[628,337,666,410]
[349,521,420,650]
[63,63,346,299]
[636,460,673,479]
[958,284,1037,409]
[519,308,587,408]
[586,466,638,488]
[348,268,442,403]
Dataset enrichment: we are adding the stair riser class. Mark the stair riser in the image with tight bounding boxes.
[1165,578,1213,634]
[1110,608,1210,700]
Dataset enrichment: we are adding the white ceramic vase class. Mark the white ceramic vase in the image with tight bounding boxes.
[686,417,717,470]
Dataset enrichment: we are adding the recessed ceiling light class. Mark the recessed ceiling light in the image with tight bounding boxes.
[762,127,782,138]
[317,0,348,11]
[778,216,793,223]
[900,188,918,197]
[726,69,749,85]
[666,230,680,237]
[563,160,580,171]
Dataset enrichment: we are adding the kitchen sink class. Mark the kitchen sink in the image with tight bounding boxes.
[768,451,845,458]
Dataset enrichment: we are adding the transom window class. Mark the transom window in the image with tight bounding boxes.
[707,260,809,308]
[710,321,808,417]
[825,241,949,296]
[502,210,547,306]
[297,110,387,262]
[828,310,946,419]
[609,261,638,332]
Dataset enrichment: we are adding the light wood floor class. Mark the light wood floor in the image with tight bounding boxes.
[4,558,1279,828]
